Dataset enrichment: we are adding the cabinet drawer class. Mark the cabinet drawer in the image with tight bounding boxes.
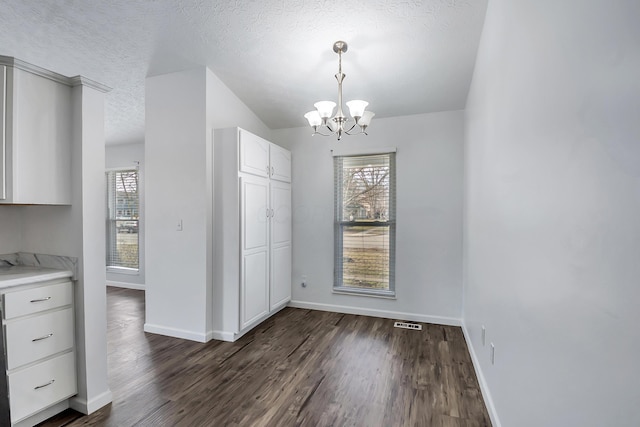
[8,351,77,423]
[5,308,74,370]
[3,281,72,319]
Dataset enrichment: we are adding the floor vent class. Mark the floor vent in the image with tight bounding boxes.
[394,321,422,331]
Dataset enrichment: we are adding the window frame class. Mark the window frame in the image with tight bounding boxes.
[106,168,140,273]
[333,149,396,298]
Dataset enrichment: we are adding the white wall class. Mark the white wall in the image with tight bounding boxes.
[145,67,270,341]
[272,110,464,324]
[105,143,145,289]
[145,68,210,341]
[0,207,22,253]
[463,1,640,426]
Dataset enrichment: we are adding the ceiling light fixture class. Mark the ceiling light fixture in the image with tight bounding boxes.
[304,41,374,141]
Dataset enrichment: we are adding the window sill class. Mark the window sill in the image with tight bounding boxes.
[332,287,396,299]
[107,267,140,276]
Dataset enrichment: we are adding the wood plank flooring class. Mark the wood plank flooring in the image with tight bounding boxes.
[39,287,491,426]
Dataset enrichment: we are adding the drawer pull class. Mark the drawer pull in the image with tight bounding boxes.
[30,296,52,303]
[34,379,55,390]
[32,333,54,342]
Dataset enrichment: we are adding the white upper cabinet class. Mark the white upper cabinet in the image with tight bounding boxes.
[239,130,270,178]
[0,57,73,205]
[239,128,291,183]
[269,143,291,183]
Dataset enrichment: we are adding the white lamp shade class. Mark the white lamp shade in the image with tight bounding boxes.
[304,110,322,127]
[346,100,368,118]
[314,101,336,119]
[359,110,375,127]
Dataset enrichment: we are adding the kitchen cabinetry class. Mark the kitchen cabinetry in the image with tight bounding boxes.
[0,56,72,205]
[214,127,291,341]
[0,275,77,426]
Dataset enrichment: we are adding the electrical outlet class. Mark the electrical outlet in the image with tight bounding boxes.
[301,275,307,288]
[481,325,486,346]
[490,343,495,365]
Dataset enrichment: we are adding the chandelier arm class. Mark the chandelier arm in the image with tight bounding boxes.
[312,129,336,137]
[343,122,360,134]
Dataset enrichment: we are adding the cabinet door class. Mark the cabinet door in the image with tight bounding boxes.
[239,129,269,178]
[241,175,269,252]
[241,250,269,328]
[270,244,291,310]
[270,181,291,246]
[240,175,270,329]
[269,144,291,183]
[10,68,72,204]
[270,180,291,310]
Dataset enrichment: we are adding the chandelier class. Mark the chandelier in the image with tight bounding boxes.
[304,41,374,140]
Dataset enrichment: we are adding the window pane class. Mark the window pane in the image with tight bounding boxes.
[342,225,390,290]
[341,155,390,222]
[113,220,139,269]
[107,169,139,270]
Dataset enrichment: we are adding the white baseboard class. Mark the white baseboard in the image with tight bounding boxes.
[69,388,113,414]
[210,304,289,343]
[211,330,236,342]
[288,300,461,326]
[106,281,145,291]
[143,323,207,343]
[461,321,501,427]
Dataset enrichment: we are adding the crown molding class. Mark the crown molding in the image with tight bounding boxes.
[68,76,111,93]
[0,55,110,92]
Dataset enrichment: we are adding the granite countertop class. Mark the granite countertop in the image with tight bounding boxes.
[0,265,73,289]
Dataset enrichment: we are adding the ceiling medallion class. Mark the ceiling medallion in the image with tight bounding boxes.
[304,41,374,141]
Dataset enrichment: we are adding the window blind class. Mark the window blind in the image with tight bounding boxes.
[334,153,396,295]
[106,169,139,270]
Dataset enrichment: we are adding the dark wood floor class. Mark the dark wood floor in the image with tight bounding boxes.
[40,287,490,427]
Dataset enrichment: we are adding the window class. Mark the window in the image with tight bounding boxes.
[334,152,396,297]
[106,169,139,271]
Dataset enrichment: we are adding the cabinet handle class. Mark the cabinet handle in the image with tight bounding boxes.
[34,379,55,390]
[271,166,275,176]
[30,296,52,303]
[32,333,54,342]
[266,208,270,218]
[266,165,270,175]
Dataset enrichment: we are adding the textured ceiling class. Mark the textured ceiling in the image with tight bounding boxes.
[0,0,488,145]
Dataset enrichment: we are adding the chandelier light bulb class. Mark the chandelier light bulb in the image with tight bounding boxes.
[346,100,368,119]
[359,110,375,127]
[314,101,336,119]
[304,110,322,127]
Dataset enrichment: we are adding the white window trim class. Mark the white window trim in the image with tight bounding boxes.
[333,150,397,298]
[331,147,397,157]
[106,168,140,271]
[106,266,140,276]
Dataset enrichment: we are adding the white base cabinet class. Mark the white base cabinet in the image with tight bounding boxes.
[214,127,291,341]
[1,278,77,426]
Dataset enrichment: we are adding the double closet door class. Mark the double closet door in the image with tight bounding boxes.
[239,131,291,330]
